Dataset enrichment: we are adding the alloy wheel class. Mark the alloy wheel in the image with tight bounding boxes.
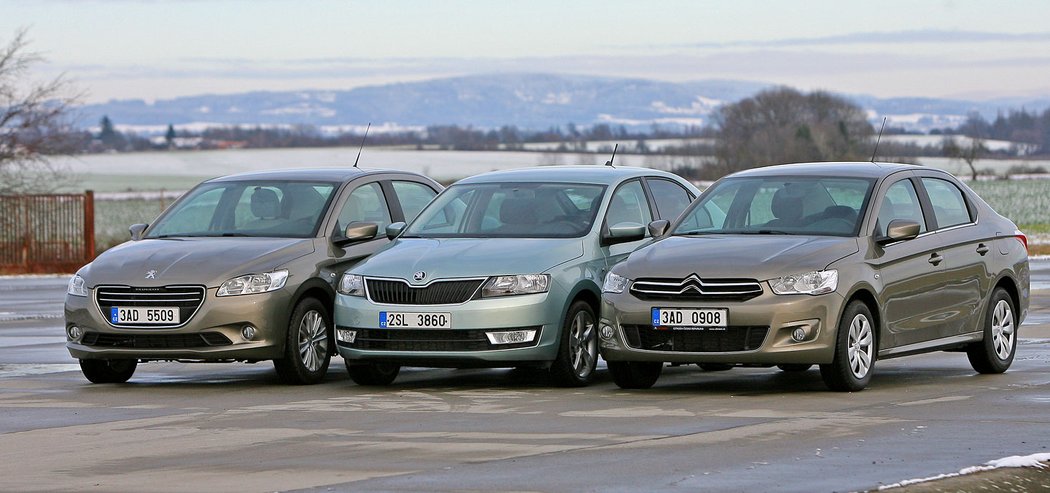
[846,314,873,379]
[298,309,328,372]
[991,299,1015,361]
[569,310,597,378]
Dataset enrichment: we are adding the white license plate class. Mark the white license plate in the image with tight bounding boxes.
[110,306,180,325]
[652,308,727,329]
[380,312,451,329]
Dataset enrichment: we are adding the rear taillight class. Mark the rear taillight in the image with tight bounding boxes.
[1015,229,1028,255]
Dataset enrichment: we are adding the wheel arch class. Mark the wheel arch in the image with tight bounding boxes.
[562,281,601,321]
[842,285,882,350]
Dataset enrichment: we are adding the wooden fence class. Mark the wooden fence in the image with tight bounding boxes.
[0,191,95,274]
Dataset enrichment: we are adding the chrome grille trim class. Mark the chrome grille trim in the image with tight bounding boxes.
[630,274,763,301]
[94,285,207,329]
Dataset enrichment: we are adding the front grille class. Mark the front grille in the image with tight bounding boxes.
[366,278,484,305]
[630,275,763,301]
[622,325,768,352]
[95,285,206,328]
[80,332,232,349]
[337,326,541,351]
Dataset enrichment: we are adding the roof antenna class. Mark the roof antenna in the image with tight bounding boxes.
[604,143,619,168]
[353,122,371,168]
[870,117,887,163]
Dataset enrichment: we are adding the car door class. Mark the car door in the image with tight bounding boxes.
[318,177,429,285]
[916,174,986,337]
[600,179,655,270]
[868,175,952,349]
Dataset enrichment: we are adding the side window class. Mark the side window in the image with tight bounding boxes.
[921,178,972,229]
[392,181,438,223]
[876,180,927,238]
[605,180,653,229]
[335,182,391,234]
[647,178,693,220]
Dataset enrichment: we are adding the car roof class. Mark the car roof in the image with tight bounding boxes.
[729,161,928,179]
[207,167,412,183]
[455,165,685,186]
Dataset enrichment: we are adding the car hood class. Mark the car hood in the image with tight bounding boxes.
[619,235,859,281]
[354,238,584,282]
[82,237,315,287]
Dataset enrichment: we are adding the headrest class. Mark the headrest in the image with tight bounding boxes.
[499,198,538,225]
[250,187,280,219]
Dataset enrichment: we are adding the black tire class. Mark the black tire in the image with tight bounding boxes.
[273,297,332,385]
[777,364,813,372]
[608,361,662,389]
[549,301,599,387]
[698,363,734,372]
[345,361,400,386]
[80,359,137,384]
[967,287,1017,374]
[820,301,876,392]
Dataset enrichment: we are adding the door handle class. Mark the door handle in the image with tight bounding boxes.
[976,244,990,256]
[928,253,943,266]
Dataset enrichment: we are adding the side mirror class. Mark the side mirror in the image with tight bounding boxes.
[647,219,670,238]
[879,219,921,244]
[386,221,407,240]
[334,222,379,247]
[129,223,148,241]
[602,222,646,246]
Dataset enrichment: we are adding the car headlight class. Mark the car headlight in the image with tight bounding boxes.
[481,274,549,297]
[67,274,88,297]
[602,272,630,294]
[338,273,365,297]
[769,270,838,296]
[216,270,288,297]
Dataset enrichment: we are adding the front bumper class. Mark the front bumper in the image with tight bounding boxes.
[64,287,291,361]
[599,289,847,365]
[334,292,563,366]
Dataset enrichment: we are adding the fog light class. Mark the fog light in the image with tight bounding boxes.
[486,330,537,345]
[336,329,357,343]
[241,325,257,341]
[600,324,615,340]
[67,325,82,341]
[791,327,807,342]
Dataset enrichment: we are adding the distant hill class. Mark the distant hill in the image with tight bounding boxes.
[78,73,1050,133]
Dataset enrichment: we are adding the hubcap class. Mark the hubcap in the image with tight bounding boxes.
[846,314,873,379]
[991,299,1015,361]
[569,310,597,378]
[298,310,328,372]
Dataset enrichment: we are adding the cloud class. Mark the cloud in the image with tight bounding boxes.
[687,30,1050,48]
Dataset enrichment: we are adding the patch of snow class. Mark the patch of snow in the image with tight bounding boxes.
[197,106,211,114]
[513,90,533,102]
[650,97,721,116]
[879,452,1050,490]
[542,92,572,105]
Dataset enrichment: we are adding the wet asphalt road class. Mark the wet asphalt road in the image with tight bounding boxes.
[0,262,1048,492]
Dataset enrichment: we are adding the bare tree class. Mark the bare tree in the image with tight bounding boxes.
[710,87,874,179]
[0,28,82,194]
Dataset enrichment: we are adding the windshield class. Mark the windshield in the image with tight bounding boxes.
[146,180,338,238]
[674,176,875,237]
[404,182,605,238]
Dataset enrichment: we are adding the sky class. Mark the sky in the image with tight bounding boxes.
[3,0,1050,103]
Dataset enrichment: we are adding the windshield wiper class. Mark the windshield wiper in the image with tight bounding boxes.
[739,229,792,235]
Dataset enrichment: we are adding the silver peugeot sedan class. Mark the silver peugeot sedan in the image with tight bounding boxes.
[334,166,700,386]
[65,168,441,384]
[599,162,1030,391]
